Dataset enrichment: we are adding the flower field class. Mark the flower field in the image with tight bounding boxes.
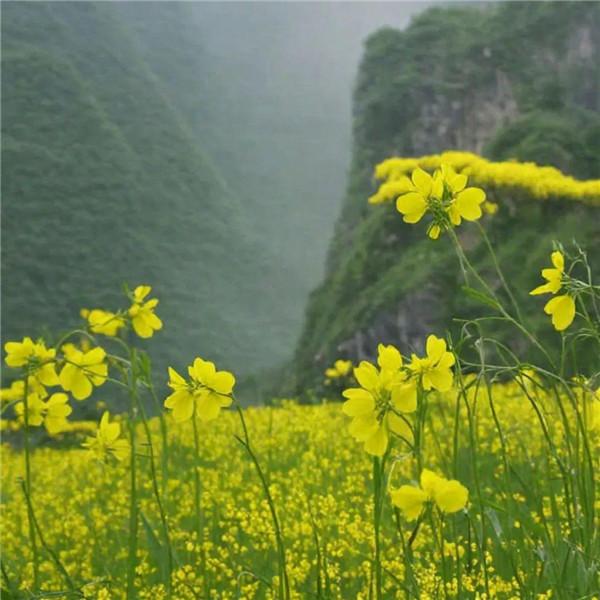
[2,156,599,599]
[2,381,598,599]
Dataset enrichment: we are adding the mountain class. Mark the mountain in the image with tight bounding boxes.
[2,2,431,384]
[294,2,600,392]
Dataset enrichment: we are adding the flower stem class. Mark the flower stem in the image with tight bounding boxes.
[192,408,210,597]
[132,351,173,595]
[126,366,139,599]
[235,405,290,599]
[22,374,39,589]
[372,456,383,600]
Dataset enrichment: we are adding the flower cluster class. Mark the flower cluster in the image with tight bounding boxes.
[342,335,454,456]
[82,284,162,339]
[395,164,486,239]
[3,283,160,435]
[371,151,600,206]
[530,250,576,331]
[165,358,236,423]
[391,469,469,520]
[324,359,353,380]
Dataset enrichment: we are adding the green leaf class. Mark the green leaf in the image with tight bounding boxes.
[461,286,501,311]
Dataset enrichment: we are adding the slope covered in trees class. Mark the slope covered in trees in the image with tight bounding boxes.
[294,2,600,391]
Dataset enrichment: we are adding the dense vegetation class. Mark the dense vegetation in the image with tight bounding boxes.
[294,2,600,392]
[4,2,403,381]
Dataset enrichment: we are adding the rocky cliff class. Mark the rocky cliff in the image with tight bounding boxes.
[294,2,600,392]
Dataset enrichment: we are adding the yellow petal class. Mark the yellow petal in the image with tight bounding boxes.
[426,335,446,363]
[210,371,235,395]
[348,414,379,442]
[544,295,576,331]
[387,412,413,444]
[391,381,417,413]
[427,367,454,392]
[353,361,379,392]
[411,168,432,196]
[364,425,388,456]
[196,392,222,422]
[171,393,195,423]
[456,188,485,221]
[550,251,564,271]
[396,192,427,224]
[377,344,402,371]
[390,485,428,520]
[433,479,469,513]
[342,389,375,417]
[420,469,446,496]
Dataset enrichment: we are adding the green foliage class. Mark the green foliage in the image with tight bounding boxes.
[295,2,600,393]
[1,2,344,383]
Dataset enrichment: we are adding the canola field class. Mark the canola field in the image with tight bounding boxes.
[2,155,599,599]
[2,382,598,599]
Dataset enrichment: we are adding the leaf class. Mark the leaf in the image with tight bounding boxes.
[461,286,501,311]
[140,511,168,584]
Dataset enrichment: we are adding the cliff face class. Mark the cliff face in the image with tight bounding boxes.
[294,2,600,392]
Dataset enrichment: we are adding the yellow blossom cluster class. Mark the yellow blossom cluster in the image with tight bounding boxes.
[369,151,600,206]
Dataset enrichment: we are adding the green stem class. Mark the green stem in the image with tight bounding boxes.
[22,374,39,589]
[448,228,555,369]
[192,408,210,597]
[126,371,139,599]
[235,405,289,599]
[132,352,173,595]
[476,222,524,323]
[372,457,383,600]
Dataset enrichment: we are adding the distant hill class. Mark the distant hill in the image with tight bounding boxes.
[294,2,600,392]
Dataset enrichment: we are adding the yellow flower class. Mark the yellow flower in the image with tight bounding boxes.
[395,164,486,238]
[409,335,455,392]
[4,337,59,386]
[83,309,125,337]
[389,485,429,520]
[342,344,416,456]
[1,380,26,403]
[128,285,163,339]
[543,295,576,331]
[483,201,499,215]
[59,345,108,400]
[82,411,130,461]
[530,251,565,295]
[530,251,576,331]
[164,358,236,423]
[325,359,353,379]
[14,392,72,434]
[391,469,469,520]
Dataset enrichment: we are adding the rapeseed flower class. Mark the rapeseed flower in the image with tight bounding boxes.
[82,411,130,461]
[530,251,576,331]
[390,469,469,520]
[342,344,416,456]
[4,337,59,386]
[409,335,455,392]
[165,358,236,423]
[14,392,72,434]
[128,285,162,338]
[372,151,600,207]
[82,308,125,337]
[395,164,486,239]
[59,345,108,400]
[325,359,353,379]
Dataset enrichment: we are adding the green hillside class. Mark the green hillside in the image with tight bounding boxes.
[294,2,600,392]
[1,2,293,378]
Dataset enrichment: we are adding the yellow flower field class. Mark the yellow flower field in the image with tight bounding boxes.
[2,379,598,599]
